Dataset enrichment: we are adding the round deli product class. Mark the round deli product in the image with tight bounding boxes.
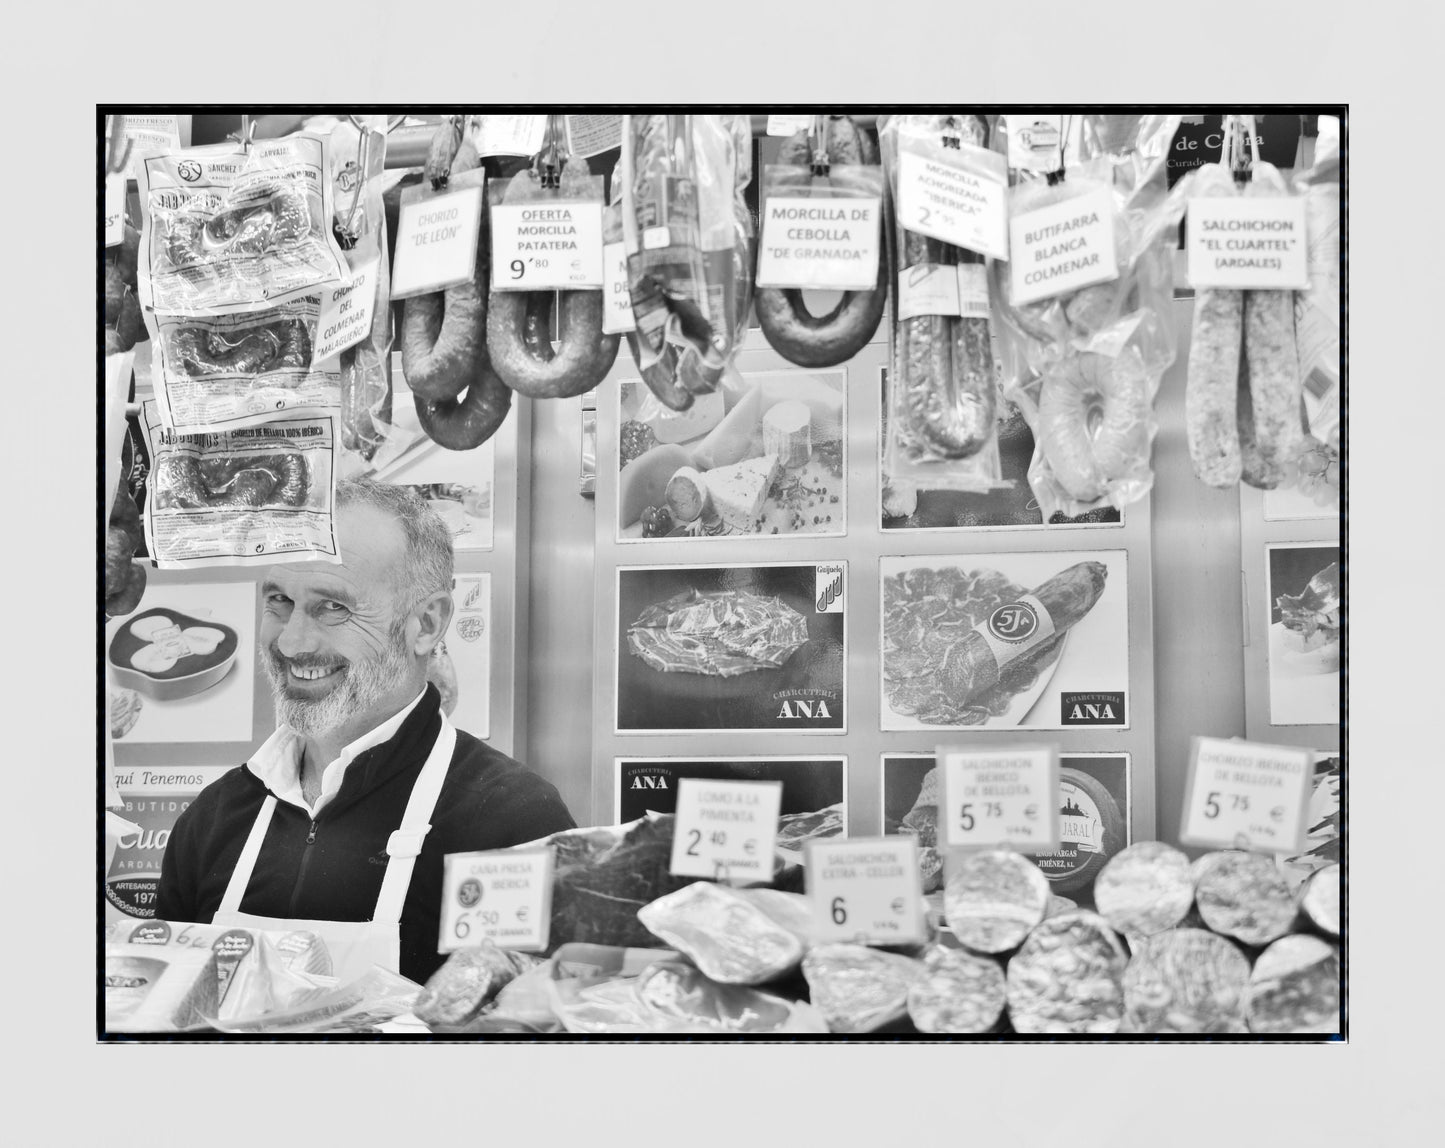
[801,943,925,1034]
[943,850,1050,954]
[1122,928,1252,1034]
[1007,910,1129,1035]
[906,945,1007,1034]
[1247,934,1341,1034]
[1094,841,1195,938]
[1195,851,1299,946]
[1301,863,1340,937]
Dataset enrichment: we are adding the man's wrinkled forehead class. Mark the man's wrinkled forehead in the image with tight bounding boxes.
[265,504,409,603]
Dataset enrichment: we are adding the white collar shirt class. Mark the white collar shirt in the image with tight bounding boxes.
[245,688,429,818]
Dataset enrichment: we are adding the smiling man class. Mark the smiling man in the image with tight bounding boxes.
[156,479,575,984]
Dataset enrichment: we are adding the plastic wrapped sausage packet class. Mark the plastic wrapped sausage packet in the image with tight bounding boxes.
[992,115,1185,520]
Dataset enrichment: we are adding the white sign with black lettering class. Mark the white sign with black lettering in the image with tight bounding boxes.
[669,778,782,883]
[1009,184,1119,305]
[601,240,635,334]
[1188,197,1310,290]
[312,256,377,365]
[491,201,604,290]
[939,744,1061,851]
[390,176,484,300]
[105,174,126,247]
[805,837,927,946]
[1180,736,1314,855]
[896,144,1009,260]
[439,848,553,954]
[756,196,881,290]
[766,114,814,138]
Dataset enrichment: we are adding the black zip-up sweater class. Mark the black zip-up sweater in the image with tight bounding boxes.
[156,685,576,984]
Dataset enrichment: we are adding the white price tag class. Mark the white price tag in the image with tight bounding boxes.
[439,848,553,954]
[490,201,605,291]
[1009,184,1119,305]
[117,114,182,177]
[390,177,484,300]
[104,174,126,247]
[766,115,814,138]
[472,115,547,158]
[896,263,991,321]
[565,114,624,159]
[756,195,881,291]
[805,837,927,947]
[1180,737,1315,855]
[938,744,1061,851]
[601,240,635,334]
[897,144,1010,260]
[669,779,782,883]
[1188,196,1310,290]
[312,256,376,365]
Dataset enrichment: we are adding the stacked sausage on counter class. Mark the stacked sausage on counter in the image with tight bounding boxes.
[411,816,1341,1036]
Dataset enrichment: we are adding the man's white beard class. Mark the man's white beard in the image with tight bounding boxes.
[265,626,414,737]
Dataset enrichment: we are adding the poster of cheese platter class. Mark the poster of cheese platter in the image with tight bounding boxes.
[1265,543,1341,727]
[105,580,257,744]
[365,371,495,552]
[613,757,848,859]
[616,368,846,541]
[881,752,1131,897]
[615,562,847,734]
[880,550,1131,731]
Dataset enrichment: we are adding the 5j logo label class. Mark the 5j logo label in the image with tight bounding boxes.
[989,601,1039,643]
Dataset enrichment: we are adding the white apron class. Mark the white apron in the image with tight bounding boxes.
[212,716,457,984]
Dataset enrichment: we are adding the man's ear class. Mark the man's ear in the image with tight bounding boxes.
[410,590,454,657]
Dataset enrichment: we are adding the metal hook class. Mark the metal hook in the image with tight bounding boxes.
[336,124,374,249]
[940,113,961,150]
[808,115,833,175]
[534,114,567,190]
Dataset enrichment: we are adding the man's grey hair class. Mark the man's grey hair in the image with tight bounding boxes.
[335,478,454,610]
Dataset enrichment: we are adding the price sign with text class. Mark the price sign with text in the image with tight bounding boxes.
[490,200,604,291]
[805,837,927,947]
[669,779,781,883]
[390,172,484,300]
[601,240,635,334]
[756,194,881,291]
[1180,737,1315,855]
[1188,197,1309,290]
[312,256,377,365]
[105,174,126,247]
[766,114,814,138]
[939,744,1061,851]
[896,141,1009,260]
[1009,184,1119,305]
[438,848,553,954]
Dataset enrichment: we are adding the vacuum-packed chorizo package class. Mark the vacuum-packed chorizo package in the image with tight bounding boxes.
[620,114,754,411]
[879,114,1006,493]
[135,133,352,317]
[992,114,1182,518]
[139,401,340,569]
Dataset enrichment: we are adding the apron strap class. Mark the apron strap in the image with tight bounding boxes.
[218,795,277,915]
[372,716,458,926]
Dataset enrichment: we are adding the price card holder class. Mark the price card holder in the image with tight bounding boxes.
[767,114,814,138]
[490,198,605,291]
[1179,736,1315,855]
[390,169,485,301]
[756,192,881,291]
[601,240,635,334]
[438,847,553,954]
[1188,197,1309,290]
[669,778,782,884]
[312,255,378,366]
[938,743,1061,852]
[805,836,927,947]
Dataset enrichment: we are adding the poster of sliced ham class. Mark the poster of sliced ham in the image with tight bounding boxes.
[616,562,847,733]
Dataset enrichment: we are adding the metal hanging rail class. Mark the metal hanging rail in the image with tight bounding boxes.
[381,113,885,169]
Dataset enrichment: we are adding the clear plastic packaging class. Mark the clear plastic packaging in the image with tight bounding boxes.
[135,132,351,317]
[620,114,754,410]
[992,114,1182,518]
[879,114,1005,493]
